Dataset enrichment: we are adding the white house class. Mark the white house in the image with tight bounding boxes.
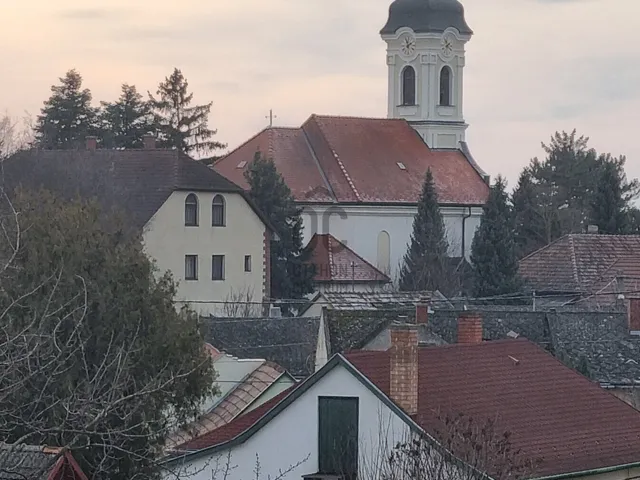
[164,315,640,480]
[3,137,275,316]
[213,0,489,282]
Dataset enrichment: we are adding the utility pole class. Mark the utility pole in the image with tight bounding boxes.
[265,109,277,128]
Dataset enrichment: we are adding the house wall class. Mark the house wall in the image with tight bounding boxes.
[143,191,267,316]
[167,364,411,480]
[609,388,640,411]
[301,204,482,281]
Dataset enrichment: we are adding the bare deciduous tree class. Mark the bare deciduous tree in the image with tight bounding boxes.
[221,286,260,318]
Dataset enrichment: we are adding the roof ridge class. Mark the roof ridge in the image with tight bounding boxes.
[311,116,362,201]
[327,234,335,280]
[310,113,405,122]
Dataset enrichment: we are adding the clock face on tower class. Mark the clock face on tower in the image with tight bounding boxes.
[441,34,454,58]
[400,35,416,57]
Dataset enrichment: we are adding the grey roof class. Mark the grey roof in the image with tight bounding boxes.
[322,303,640,386]
[202,316,321,378]
[315,290,451,311]
[380,0,473,35]
[1,149,272,230]
[0,444,62,480]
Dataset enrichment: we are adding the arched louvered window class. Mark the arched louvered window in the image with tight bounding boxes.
[212,195,226,227]
[439,66,452,106]
[402,66,416,106]
[185,193,199,226]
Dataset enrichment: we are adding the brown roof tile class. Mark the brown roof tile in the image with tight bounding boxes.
[215,115,489,205]
[306,234,390,283]
[520,234,640,293]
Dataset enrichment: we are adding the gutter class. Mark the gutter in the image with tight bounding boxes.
[461,206,472,258]
[533,461,640,480]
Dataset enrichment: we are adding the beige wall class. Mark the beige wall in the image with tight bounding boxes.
[143,191,267,316]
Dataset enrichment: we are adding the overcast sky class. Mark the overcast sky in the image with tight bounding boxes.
[1,0,638,186]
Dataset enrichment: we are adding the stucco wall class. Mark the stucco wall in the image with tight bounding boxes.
[143,191,266,316]
[301,204,482,281]
[167,364,411,480]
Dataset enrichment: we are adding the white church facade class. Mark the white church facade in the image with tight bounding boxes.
[214,0,489,283]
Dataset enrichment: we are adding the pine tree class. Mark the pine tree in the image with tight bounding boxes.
[512,169,554,258]
[245,151,314,308]
[471,176,522,298]
[149,68,226,157]
[589,159,629,234]
[399,169,450,292]
[98,84,155,149]
[35,69,97,149]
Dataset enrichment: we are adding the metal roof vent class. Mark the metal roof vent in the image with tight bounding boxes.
[237,161,247,169]
[397,162,406,170]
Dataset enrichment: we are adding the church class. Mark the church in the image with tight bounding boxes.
[214,0,490,283]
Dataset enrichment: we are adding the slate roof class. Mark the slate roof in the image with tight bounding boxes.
[305,234,390,284]
[347,339,640,479]
[380,0,473,36]
[519,234,640,294]
[214,115,489,205]
[202,316,321,378]
[169,340,640,479]
[0,444,87,480]
[304,290,450,312]
[1,149,272,230]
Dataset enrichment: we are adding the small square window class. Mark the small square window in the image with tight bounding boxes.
[185,255,198,280]
[244,255,252,272]
[212,255,225,280]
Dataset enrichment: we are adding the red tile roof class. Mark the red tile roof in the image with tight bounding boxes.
[214,115,489,205]
[306,234,390,283]
[346,339,640,478]
[519,234,640,294]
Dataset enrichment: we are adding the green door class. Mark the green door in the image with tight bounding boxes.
[318,397,359,480]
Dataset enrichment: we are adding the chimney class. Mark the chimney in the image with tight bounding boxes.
[85,136,97,151]
[457,312,483,344]
[143,134,156,149]
[389,324,418,416]
[416,301,428,325]
[628,298,640,335]
[587,224,599,234]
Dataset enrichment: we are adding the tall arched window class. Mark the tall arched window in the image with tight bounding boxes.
[401,66,416,106]
[212,194,226,227]
[185,193,199,226]
[439,66,452,106]
[377,231,391,275]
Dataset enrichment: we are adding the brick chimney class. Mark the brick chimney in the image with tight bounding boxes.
[389,325,418,416]
[85,136,97,151]
[416,299,429,325]
[143,134,156,149]
[628,298,640,335]
[457,312,483,344]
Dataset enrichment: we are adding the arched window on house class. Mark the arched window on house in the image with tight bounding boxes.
[377,231,391,275]
[185,193,199,226]
[439,66,452,106]
[212,195,226,227]
[402,66,416,106]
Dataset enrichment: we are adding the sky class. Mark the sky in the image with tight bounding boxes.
[1,0,639,187]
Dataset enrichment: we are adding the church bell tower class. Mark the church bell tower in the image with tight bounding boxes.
[381,0,473,149]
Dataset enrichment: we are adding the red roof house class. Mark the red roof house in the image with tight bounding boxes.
[164,313,640,480]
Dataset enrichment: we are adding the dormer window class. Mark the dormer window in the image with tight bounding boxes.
[439,66,452,106]
[212,194,226,227]
[185,193,199,226]
[401,66,416,106]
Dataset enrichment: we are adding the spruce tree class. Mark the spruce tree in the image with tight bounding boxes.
[149,68,226,157]
[512,169,550,258]
[245,151,314,309]
[589,159,629,234]
[471,176,522,298]
[98,84,155,149]
[35,69,97,149]
[399,169,450,292]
